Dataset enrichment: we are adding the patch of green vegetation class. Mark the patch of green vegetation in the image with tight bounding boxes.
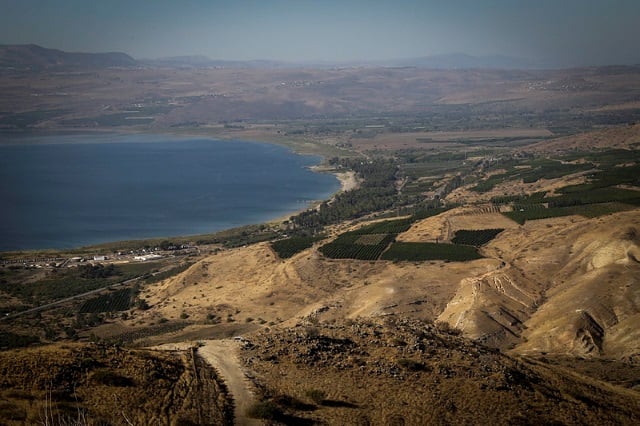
[397,149,482,181]
[561,149,640,169]
[503,205,574,225]
[574,202,639,217]
[491,150,640,225]
[90,370,134,387]
[560,168,640,195]
[503,202,635,225]
[271,236,324,259]
[349,218,413,235]
[473,158,594,193]
[196,224,280,248]
[410,207,450,220]
[381,242,482,262]
[491,191,547,205]
[319,233,395,260]
[318,211,449,261]
[452,229,504,247]
[246,400,282,420]
[305,389,327,404]
[0,331,40,350]
[78,288,135,313]
[143,262,194,284]
[520,159,593,183]
[3,265,118,305]
[291,158,439,232]
[116,261,164,278]
[2,262,162,306]
[472,172,511,193]
[397,358,428,371]
[547,188,640,207]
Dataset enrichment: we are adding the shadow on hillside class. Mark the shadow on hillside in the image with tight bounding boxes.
[276,414,319,425]
[321,399,359,408]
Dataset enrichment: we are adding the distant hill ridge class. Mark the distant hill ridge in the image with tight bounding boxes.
[5,44,634,71]
[146,52,536,70]
[0,44,138,70]
[1,44,533,70]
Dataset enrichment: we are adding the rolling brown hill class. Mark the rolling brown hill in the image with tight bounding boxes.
[121,206,638,360]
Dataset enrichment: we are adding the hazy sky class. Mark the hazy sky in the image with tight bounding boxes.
[2,0,639,66]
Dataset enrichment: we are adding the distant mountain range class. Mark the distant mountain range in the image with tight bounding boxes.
[0,44,138,70]
[385,53,537,69]
[0,44,540,70]
[141,55,294,69]
[144,52,536,70]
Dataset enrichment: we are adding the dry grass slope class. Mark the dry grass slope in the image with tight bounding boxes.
[0,343,232,425]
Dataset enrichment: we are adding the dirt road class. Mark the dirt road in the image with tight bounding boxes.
[197,340,262,426]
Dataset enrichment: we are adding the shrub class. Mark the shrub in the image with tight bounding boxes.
[435,321,462,335]
[91,370,134,387]
[305,326,320,339]
[0,402,26,421]
[623,227,639,243]
[397,358,426,371]
[272,394,315,411]
[0,331,40,349]
[246,400,281,420]
[306,389,326,404]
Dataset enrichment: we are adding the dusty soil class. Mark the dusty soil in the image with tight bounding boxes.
[197,340,262,426]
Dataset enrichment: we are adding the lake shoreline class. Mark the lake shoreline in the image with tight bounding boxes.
[0,130,354,254]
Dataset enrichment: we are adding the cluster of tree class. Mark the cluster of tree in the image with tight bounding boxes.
[289,157,456,235]
[78,263,117,279]
[290,159,399,233]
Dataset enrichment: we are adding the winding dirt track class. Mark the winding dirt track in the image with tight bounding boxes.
[197,340,262,426]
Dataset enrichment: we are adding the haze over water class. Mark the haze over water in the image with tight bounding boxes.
[0,133,340,251]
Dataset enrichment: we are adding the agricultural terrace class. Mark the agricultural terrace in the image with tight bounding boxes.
[271,236,324,259]
[0,260,192,349]
[318,212,495,262]
[381,242,483,262]
[476,149,640,225]
[452,229,504,246]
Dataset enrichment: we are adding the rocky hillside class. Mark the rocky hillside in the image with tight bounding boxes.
[240,318,640,424]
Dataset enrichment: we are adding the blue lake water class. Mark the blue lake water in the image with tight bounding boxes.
[0,133,340,251]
